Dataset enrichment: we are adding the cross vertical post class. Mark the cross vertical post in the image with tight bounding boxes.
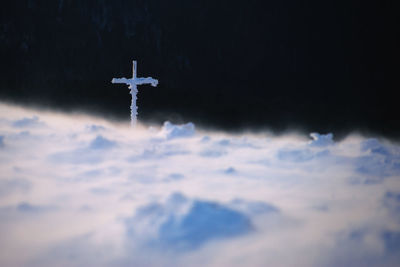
[111,60,158,127]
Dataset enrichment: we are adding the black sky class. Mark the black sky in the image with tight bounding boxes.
[0,0,398,138]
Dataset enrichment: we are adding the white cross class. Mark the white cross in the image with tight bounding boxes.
[112,60,158,127]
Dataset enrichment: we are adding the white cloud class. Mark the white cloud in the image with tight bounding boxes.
[0,102,400,266]
[12,116,46,128]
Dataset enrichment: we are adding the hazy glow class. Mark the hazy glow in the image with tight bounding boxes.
[0,102,399,266]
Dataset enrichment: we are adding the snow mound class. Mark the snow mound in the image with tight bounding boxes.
[159,121,195,139]
[129,193,252,250]
[309,132,334,146]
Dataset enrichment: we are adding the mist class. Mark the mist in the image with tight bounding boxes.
[0,102,399,266]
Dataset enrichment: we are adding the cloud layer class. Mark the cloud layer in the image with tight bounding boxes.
[0,102,399,266]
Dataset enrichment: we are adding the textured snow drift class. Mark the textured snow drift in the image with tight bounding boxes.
[0,102,400,266]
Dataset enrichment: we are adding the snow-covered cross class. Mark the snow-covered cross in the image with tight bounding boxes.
[112,60,158,127]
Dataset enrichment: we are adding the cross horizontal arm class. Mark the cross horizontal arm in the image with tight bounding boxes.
[111,77,158,88]
[111,78,129,84]
[135,77,158,87]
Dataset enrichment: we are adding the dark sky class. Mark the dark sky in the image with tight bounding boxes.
[0,0,397,138]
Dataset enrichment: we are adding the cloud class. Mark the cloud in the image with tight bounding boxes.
[230,198,279,215]
[16,202,56,213]
[49,136,117,164]
[0,102,400,266]
[277,148,330,162]
[12,116,45,128]
[89,135,117,150]
[86,124,106,132]
[158,121,195,139]
[49,148,104,164]
[126,193,253,251]
[382,231,400,253]
[309,132,334,147]
[354,139,400,183]
[0,178,31,197]
[383,191,400,222]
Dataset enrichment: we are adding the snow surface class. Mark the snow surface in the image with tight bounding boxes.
[0,102,400,266]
